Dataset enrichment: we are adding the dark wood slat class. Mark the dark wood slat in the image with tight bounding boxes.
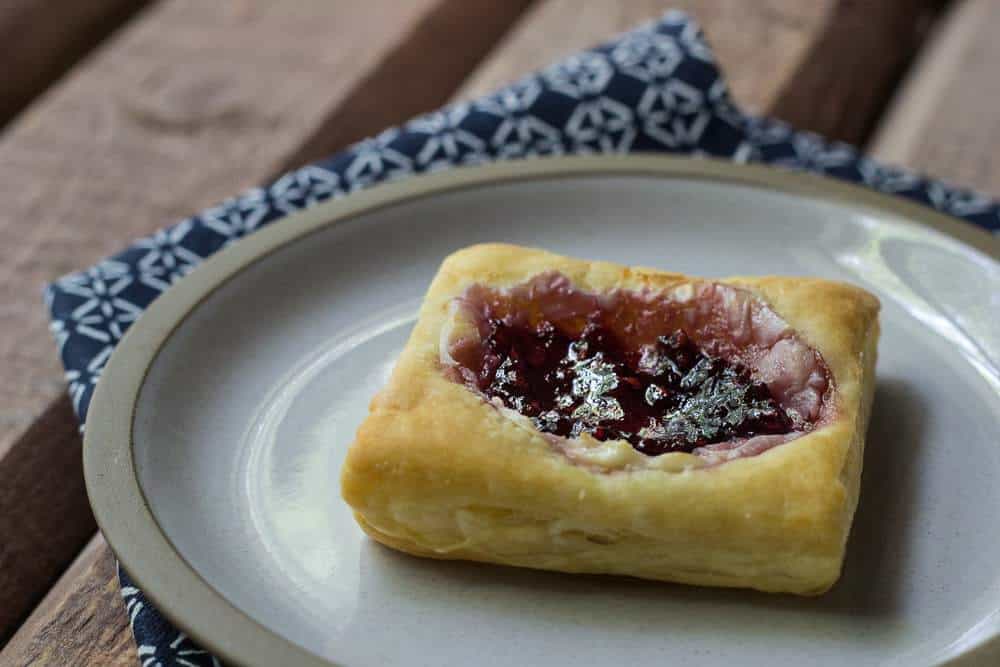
[766,0,941,144]
[457,0,941,145]
[870,0,1000,195]
[0,0,534,651]
[0,0,152,128]
[0,397,94,645]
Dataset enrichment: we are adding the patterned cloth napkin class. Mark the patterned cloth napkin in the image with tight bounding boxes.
[44,11,999,666]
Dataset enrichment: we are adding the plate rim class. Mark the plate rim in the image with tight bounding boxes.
[83,155,1000,667]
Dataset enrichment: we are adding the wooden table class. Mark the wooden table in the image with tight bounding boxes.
[1,0,998,664]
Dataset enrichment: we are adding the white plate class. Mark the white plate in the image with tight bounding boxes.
[86,157,1000,666]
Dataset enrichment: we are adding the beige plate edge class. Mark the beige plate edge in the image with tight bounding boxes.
[82,155,1000,667]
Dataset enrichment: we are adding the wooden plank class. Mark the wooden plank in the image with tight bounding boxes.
[0,535,133,667]
[870,0,1000,195]
[1,1,956,664]
[0,0,533,647]
[765,0,940,144]
[0,397,95,644]
[457,0,940,144]
[0,0,152,127]
[276,0,538,172]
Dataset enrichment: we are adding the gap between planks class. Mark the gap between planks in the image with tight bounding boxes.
[869,0,1000,196]
[0,0,154,130]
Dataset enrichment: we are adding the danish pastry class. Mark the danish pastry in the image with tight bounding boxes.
[341,244,880,595]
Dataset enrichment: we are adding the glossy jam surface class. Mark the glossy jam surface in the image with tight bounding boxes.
[448,273,831,459]
[475,318,792,455]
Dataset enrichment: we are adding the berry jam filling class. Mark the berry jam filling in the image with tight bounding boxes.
[475,319,792,455]
[447,273,832,461]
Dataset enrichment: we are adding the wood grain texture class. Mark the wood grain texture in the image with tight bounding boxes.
[0,0,151,127]
[458,0,939,143]
[870,0,1000,196]
[0,0,533,653]
[0,535,134,667]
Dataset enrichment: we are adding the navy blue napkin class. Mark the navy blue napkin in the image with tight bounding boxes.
[45,11,999,666]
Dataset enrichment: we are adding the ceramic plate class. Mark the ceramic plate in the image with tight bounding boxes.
[85,156,1000,667]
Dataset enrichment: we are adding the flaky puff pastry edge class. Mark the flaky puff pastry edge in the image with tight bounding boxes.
[341,244,880,595]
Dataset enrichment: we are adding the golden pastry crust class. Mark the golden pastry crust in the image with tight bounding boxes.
[341,244,880,595]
